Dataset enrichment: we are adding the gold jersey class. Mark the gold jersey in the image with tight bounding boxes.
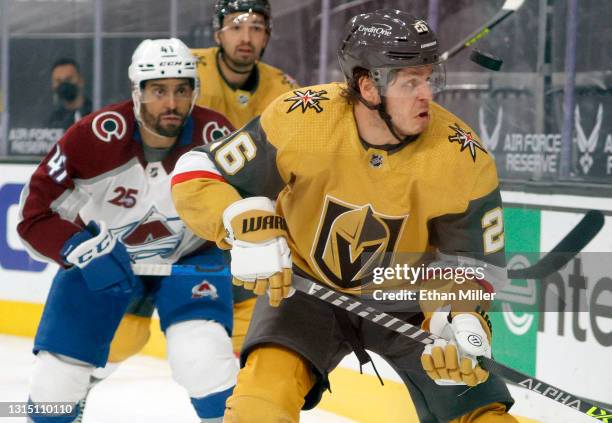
[191,47,298,129]
[172,83,506,296]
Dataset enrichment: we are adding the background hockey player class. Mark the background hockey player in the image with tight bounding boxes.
[18,38,237,423]
[192,0,298,129]
[172,9,519,423]
[191,0,298,353]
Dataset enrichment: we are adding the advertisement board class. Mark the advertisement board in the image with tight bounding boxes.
[1,163,610,408]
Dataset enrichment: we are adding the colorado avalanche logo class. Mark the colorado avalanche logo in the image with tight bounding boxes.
[111,207,184,260]
[284,89,329,114]
[202,121,231,144]
[191,280,219,300]
[92,111,127,142]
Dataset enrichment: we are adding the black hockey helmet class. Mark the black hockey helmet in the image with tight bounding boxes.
[214,0,271,32]
[338,9,441,89]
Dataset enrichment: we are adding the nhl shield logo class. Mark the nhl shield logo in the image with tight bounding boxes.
[192,280,219,300]
[370,154,384,168]
[311,195,407,291]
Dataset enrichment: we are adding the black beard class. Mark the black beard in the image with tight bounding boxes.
[142,106,185,137]
[223,45,258,71]
[154,121,182,137]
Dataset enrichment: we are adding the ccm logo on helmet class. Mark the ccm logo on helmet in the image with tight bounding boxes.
[357,24,392,37]
[92,111,127,142]
[160,61,185,66]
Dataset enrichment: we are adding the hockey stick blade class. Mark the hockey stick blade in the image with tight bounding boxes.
[440,0,526,61]
[507,210,604,279]
[481,357,612,421]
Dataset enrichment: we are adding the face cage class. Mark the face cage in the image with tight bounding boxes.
[370,63,446,98]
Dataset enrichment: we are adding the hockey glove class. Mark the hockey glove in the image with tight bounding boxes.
[62,221,136,293]
[420,310,491,386]
[223,197,292,307]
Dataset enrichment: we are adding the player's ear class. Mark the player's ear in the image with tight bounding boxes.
[359,75,381,105]
[214,30,221,45]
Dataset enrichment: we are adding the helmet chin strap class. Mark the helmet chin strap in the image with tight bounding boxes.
[137,118,177,143]
[350,86,418,144]
[134,101,176,142]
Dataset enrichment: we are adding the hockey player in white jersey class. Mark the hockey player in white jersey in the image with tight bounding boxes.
[18,38,237,422]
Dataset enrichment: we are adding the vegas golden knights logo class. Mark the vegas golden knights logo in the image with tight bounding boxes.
[311,196,407,289]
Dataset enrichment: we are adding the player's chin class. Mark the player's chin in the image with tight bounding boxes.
[397,121,428,138]
[232,53,256,66]
[155,123,182,138]
[411,115,430,132]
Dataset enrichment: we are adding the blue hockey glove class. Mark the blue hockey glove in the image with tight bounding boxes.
[61,221,136,293]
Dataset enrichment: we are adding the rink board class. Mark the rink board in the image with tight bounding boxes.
[1,163,611,421]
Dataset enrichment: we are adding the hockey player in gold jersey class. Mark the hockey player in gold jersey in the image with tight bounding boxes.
[173,9,519,423]
[191,0,298,352]
[191,0,298,130]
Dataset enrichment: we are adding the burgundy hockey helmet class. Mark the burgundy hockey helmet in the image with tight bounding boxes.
[214,0,271,32]
[338,9,441,89]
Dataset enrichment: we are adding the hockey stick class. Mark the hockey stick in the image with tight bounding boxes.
[507,209,604,279]
[292,277,612,422]
[440,0,526,62]
[132,209,604,281]
[131,262,611,421]
[131,263,230,277]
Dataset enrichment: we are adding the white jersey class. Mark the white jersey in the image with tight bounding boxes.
[18,99,233,266]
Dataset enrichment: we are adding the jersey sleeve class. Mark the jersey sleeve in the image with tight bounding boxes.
[427,157,506,290]
[171,116,286,248]
[419,157,506,325]
[17,126,88,264]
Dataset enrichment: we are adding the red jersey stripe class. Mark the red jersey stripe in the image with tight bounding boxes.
[171,170,226,186]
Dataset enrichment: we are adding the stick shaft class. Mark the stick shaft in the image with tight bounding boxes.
[440,0,525,61]
[132,263,229,277]
[292,277,610,421]
[133,210,603,281]
[508,210,604,279]
[132,263,610,420]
